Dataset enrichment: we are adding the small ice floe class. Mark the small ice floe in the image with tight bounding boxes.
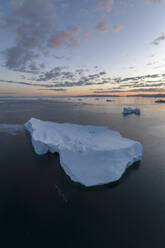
[123,107,141,115]
[25,118,142,187]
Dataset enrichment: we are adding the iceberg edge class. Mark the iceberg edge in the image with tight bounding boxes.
[25,118,143,187]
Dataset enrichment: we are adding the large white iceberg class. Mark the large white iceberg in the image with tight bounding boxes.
[25,118,142,187]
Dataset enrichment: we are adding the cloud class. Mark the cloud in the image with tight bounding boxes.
[116,74,160,83]
[93,87,165,94]
[146,61,158,66]
[100,71,106,75]
[37,67,107,86]
[1,66,164,94]
[0,91,17,95]
[96,20,109,32]
[38,67,75,81]
[48,28,79,48]
[1,0,116,74]
[0,79,63,88]
[36,71,164,89]
[0,78,70,93]
[1,1,81,72]
[2,47,39,72]
[129,67,134,69]
[2,0,57,71]
[128,87,165,92]
[95,0,114,12]
[133,82,165,87]
[54,56,65,60]
[113,24,124,33]
[40,88,67,92]
[75,69,85,75]
[151,33,165,45]
[95,0,114,33]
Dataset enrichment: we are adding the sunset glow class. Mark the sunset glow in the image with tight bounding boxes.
[0,0,165,96]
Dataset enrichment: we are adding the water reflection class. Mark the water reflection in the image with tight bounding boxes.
[0,96,165,247]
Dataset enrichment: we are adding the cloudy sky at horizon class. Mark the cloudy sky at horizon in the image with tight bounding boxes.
[0,0,165,96]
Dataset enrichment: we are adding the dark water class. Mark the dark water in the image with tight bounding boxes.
[0,97,165,248]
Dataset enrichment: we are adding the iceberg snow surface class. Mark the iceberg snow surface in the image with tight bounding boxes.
[25,118,142,187]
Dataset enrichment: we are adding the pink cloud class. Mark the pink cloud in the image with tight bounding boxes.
[49,28,79,48]
[95,0,114,12]
[96,20,109,32]
[113,24,124,33]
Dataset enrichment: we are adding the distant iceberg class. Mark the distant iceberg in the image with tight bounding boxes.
[25,118,142,187]
[123,107,141,115]
[155,99,165,103]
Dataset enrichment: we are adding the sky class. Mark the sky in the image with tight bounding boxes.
[0,0,165,96]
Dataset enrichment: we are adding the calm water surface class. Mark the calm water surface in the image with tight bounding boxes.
[0,96,165,248]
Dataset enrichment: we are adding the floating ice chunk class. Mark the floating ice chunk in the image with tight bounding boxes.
[123,107,141,115]
[155,99,165,103]
[25,118,142,187]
